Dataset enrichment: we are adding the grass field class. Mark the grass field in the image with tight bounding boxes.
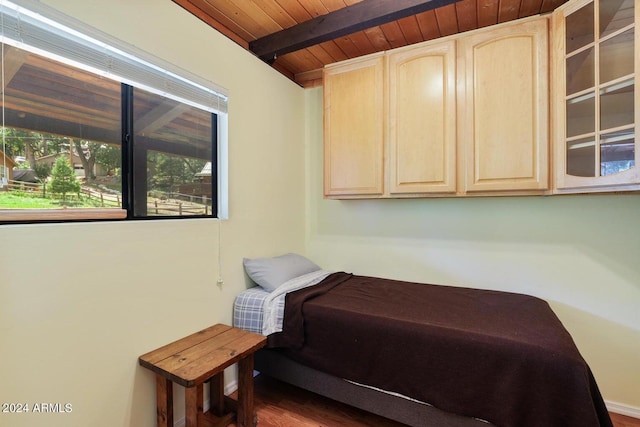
[1,189,207,215]
[0,192,104,208]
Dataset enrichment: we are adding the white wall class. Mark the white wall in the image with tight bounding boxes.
[304,87,640,412]
[0,1,307,426]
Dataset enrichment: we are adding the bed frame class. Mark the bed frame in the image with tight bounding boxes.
[254,348,493,427]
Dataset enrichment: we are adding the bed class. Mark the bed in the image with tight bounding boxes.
[234,254,613,427]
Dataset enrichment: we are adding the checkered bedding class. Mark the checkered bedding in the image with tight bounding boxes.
[233,270,332,336]
[233,286,280,335]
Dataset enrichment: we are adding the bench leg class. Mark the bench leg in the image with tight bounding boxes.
[185,385,202,427]
[237,355,256,427]
[209,372,225,417]
[155,375,173,427]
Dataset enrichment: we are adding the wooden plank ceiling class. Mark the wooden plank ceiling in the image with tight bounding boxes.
[172,0,569,87]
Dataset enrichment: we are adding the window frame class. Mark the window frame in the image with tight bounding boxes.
[0,0,228,224]
[122,85,220,221]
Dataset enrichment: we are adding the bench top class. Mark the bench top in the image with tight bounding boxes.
[139,324,267,387]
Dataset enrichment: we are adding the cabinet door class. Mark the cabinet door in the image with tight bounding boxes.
[553,0,639,192]
[324,54,385,197]
[459,18,549,193]
[388,41,457,194]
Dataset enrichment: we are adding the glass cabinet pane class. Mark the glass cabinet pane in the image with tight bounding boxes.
[566,48,595,94]
[567,93,596,137]
[601,130,635,175]
[564,0,636,181]
[600,81,634,130]
[600,28,634,82]
[600,0,634,38]
[567,137,597,177]
[566,3,595,53]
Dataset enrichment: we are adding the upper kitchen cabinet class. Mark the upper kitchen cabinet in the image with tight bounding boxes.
[458,17,550,194]
[323,41,457,199]
[323,53,385,197]
[323,16,550,199]
[552,0,639,192]
[387,40,457,195]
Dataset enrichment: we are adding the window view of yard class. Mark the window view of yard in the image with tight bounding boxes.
[0,127,213,216]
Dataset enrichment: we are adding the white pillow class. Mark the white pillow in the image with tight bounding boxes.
[243,253,321,292]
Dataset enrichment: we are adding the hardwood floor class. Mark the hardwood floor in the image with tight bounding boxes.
[236,375,404,426]
[230,374,640,427]
[611,413,640,427]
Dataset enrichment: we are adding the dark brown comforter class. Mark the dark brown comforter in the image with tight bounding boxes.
[268,272,612,427]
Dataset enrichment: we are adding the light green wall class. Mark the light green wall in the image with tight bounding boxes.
[1,2,638,425]
[0,1,306,426]
[304,87,640,410]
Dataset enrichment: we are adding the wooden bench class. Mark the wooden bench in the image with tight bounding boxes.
[139,324,267,427]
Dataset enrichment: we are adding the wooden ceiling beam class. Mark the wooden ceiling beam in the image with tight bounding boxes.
[2,46,29,85]
[249,0,461,63]
[136,100,190,135]
[3,108,120,145]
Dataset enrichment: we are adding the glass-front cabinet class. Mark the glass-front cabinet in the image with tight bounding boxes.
[553,0,639,192]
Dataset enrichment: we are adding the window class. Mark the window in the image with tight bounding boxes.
[0,0,228,222]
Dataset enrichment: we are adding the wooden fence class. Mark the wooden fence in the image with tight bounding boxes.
[1,180,121,208]
[149,198,210,216]
[2,180,41,192]
[2,180,212,215]
[81,186,121,207]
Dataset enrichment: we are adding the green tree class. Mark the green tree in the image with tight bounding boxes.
[33,162,51,181]
[95,144,121,175]
[154,154,187,191]
[1,127,26,158]
[33,162,52,197]
[1,127,70,160]
[72,139,97,181]
[48,157,80,200]
[71,140,121,182]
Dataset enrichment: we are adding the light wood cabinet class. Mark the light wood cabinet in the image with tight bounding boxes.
[388,41,457,195]
[324,42,456,199]
[323,53,385,197]
[552,0,639,192]
[323,17,549,199]
[457,18,549,193]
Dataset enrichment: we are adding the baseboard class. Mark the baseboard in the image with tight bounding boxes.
[173,380,239,427]
[607,400,640,419]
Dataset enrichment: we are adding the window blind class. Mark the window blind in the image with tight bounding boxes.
[0,0,228,114]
